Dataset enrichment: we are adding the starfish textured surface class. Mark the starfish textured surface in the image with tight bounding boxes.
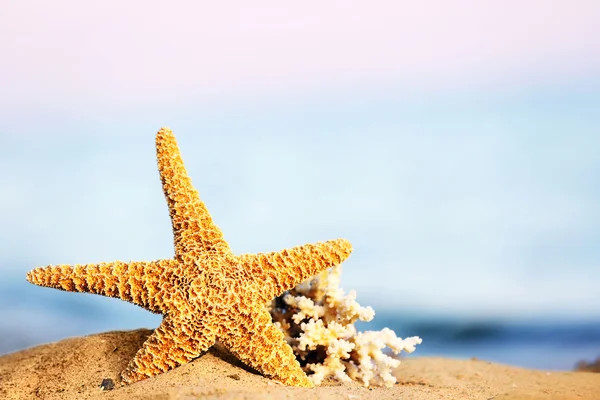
[26,128,353,388]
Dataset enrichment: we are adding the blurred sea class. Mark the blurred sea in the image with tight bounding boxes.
[359,312,600,371]
[2,278,599,371]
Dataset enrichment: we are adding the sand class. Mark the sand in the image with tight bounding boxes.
[1,329,598,400]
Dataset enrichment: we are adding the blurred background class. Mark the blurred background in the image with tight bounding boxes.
[1,1,599,371]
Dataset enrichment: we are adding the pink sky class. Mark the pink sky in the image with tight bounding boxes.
[1,1,599,109]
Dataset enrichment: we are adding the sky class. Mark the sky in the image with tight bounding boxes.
[1,1,600,345]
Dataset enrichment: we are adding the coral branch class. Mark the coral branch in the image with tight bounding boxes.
[269,265,422,387]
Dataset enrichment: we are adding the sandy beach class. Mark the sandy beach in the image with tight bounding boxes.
[1,329,598,400]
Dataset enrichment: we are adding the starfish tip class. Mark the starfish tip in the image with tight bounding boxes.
[156,127,175,142]
[330,238,353,258]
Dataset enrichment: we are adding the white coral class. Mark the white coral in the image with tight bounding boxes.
[348,328,422,386]
[269,265,422,387]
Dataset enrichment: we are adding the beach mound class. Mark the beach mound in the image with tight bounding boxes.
[1,329,599,400]
[576,357,600,373]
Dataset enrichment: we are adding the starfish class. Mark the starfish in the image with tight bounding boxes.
[26,128,352,387]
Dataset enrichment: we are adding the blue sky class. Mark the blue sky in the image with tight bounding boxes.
[1,2,599,344]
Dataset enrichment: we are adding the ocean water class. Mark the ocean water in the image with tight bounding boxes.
[2,278,599,372]
[359,312,600,371]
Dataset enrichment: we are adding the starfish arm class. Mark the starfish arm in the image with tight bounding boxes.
[121,315,216,384]
[156,127,231,259]
[26,259,178,314]
[237,238,352,301]
[219,307,314,387]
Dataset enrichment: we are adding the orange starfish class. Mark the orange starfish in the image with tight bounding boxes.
[26,128,352,387]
